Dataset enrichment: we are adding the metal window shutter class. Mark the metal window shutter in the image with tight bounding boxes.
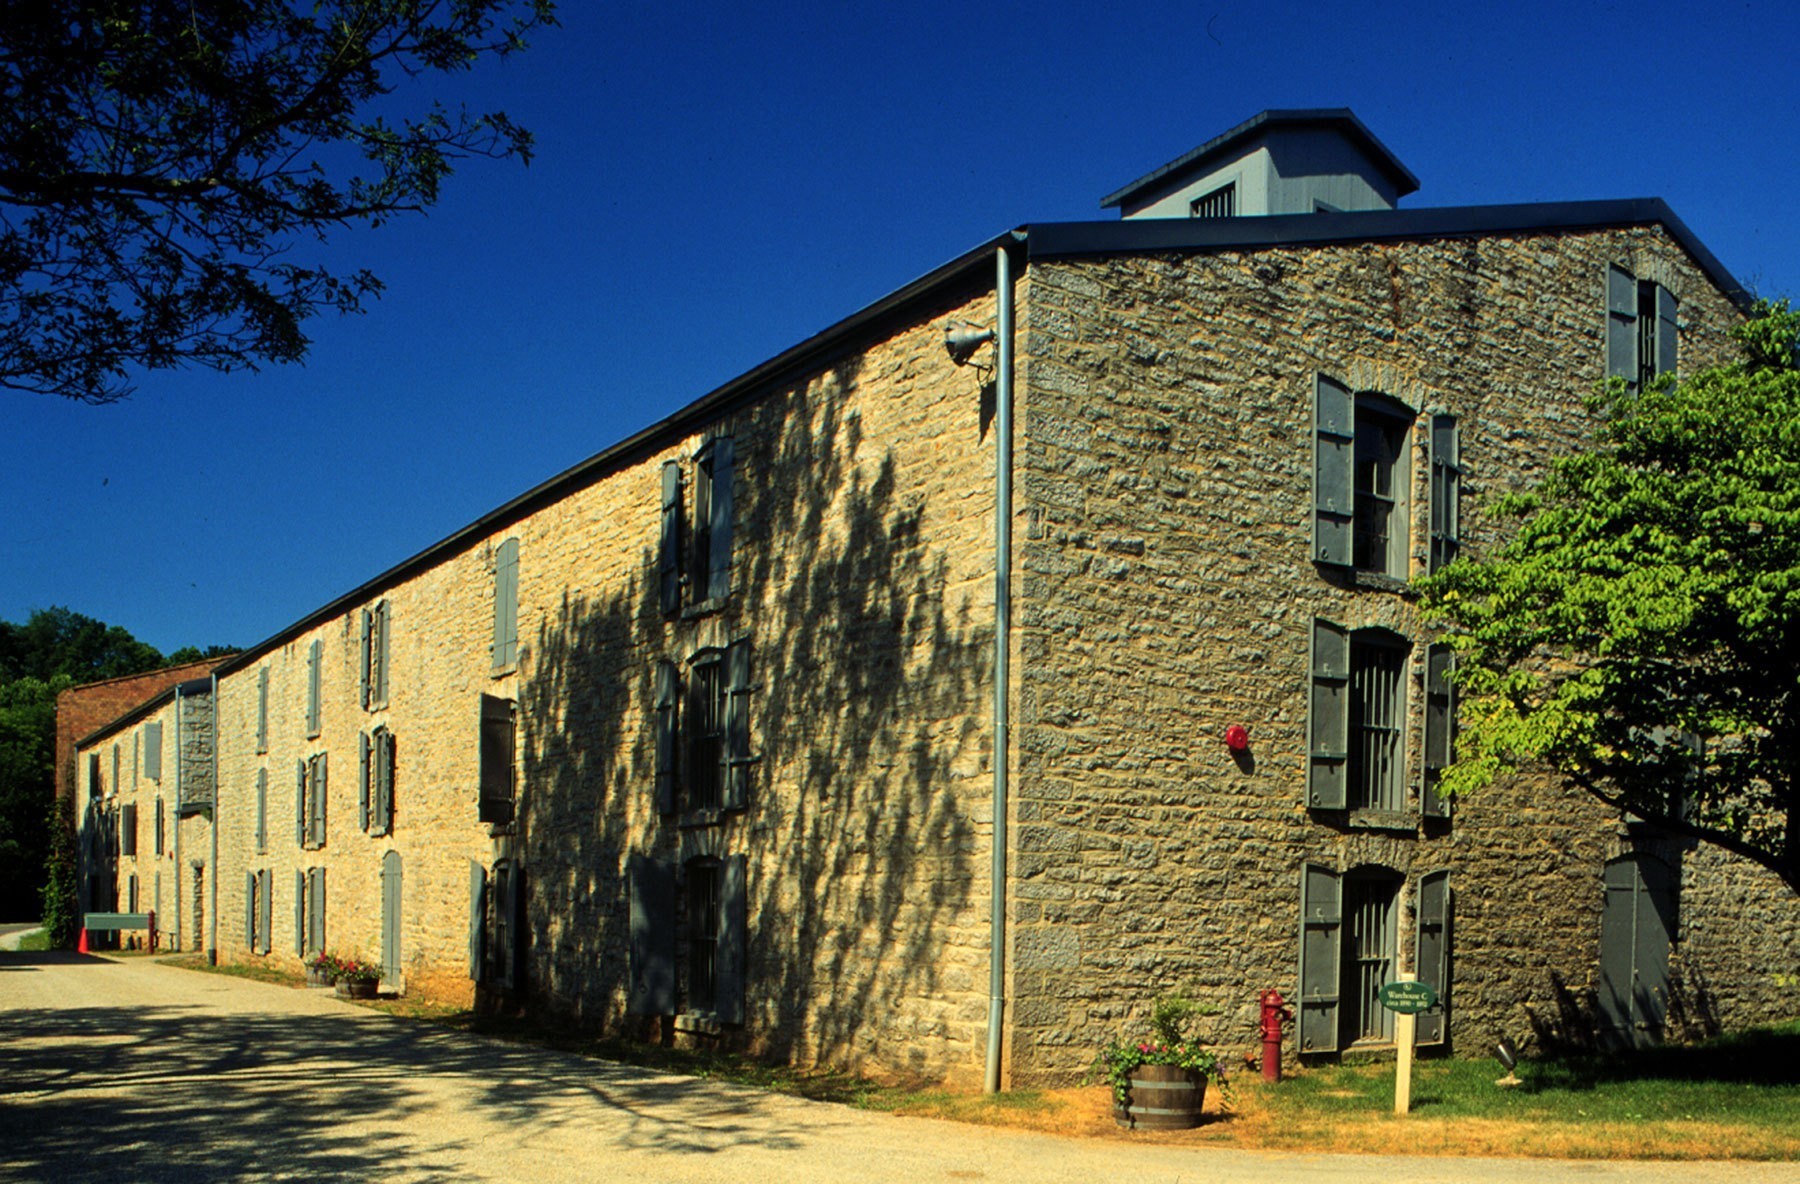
[494,862,518,990]
[310,866,327,957]
[1307,618,1350,809]
[359,731,372,833]
[256,668,269,752]
[375,600,390,708]
[1415,870,1451,1046]
[1312,374,1354,566]
[723,639,753,811]
[1422,644,1455,818]
[627,854,676,1016]
[360,609,372,709]
[660,462,683,615]
[707,436,735,601]
[1654,285,1678,379]
[246,872,256,949]
[468,860,488,980]
[258,870,272,955]
[479,695,515,825]
[310,752,328,847]
[307,639,322,736]
[295,759,306,846]
[654,662,678,815]
[374,729,393,835]
[715,854,747,1024]
[381,851,402,982]
[144,722,162,781]
[1297,862,1342,1053]
[256,768,268,852]
[294,870,306,957]
[1606,265,1638,384]
[1427,414,1460,574]
[492,538,519,671]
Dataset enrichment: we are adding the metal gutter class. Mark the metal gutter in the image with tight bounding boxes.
[1031,198,1753,312]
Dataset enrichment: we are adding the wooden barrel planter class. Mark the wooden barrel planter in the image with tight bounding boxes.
[335,979,378,1000]
[1113,1064,1207,1130]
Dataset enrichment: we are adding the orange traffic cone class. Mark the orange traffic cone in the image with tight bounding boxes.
[77,927,89,953]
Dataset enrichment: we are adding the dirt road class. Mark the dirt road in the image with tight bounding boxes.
[0,951,1789,1184]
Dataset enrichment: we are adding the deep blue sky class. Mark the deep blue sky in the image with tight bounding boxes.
[5,0,1797,656]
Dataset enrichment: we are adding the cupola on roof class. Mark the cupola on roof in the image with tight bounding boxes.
[1101,108,1422,220]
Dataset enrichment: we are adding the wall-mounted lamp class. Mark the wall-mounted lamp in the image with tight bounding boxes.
[1225,724,1250,752]
[945,324,996,366]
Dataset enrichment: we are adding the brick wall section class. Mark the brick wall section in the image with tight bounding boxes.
[1008,224,1794,1082]
[214,286,1005,1084]
[55,658,229,800]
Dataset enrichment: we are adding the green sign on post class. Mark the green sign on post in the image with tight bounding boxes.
[1378,980,1439,1015]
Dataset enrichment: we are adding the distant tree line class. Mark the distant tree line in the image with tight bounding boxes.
[0,608,232,922]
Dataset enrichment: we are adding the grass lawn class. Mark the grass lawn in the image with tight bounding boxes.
[160,954,1800,1160]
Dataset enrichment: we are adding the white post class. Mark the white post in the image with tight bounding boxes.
[1394,971,1416,1116]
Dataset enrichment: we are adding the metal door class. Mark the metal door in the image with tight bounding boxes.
[1598,853,1676,1050]
[381,850,403,988]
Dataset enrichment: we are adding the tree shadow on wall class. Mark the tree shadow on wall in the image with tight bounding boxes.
[520,343,992,1077]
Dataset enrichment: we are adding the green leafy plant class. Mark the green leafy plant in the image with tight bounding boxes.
[1091,992,1230,1108]
[334,958,381,985]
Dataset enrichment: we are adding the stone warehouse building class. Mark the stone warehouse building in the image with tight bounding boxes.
[73,676,218,952]
[78,110,1799,1087]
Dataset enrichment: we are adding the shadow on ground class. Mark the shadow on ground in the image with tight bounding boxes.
[0,965,845,1184]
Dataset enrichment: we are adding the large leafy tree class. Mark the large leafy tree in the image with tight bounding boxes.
[1421,303,1800,895]
[0,0,554,403]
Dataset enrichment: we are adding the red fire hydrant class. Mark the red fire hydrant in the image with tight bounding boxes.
[1259,989,1294,1082]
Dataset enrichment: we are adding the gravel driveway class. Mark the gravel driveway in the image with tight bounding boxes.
[0,951,1790,1184]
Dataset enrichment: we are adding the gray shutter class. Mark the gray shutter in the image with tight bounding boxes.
[492,538,519,671]
[468,860,488,980]
[660,461,683,615]
[295,759,306,846]
[715,854,747,1024]
[360,608,373,709]
[121,804,137,856]
[1427,414,1460,574]
[246,872,256,949]
[1422,643,1455,819]
[310,866,327,957]
[1297,862,1342,1054]
[493,862,518,990]
[381,851,402,983]
[1415,870,1451,1046]
[255,768,268,853]
[1312,374,1354,566]
[154,797,165,855]
[1653,285,1678,379]
[256,668,269,753]
[306,639,322,736]
[295,870,306,957]
[723,639,752,810]
[375,600,390,708]
[707,436,735,601]
[1606,264,1638,385]
[479,695,516,825]
[1307,618,1350,809]
[309,752,328,847]
[144,722,162,781]
[258,869,272,955]
[654,661,677,815]
[359,731,372,833]
[374,729,393,835]
[627,854,676,1015]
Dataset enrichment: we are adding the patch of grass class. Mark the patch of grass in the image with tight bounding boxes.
[16,929,50,951]
[159,953,302,987]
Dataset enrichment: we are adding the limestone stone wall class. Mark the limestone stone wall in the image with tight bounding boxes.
[75,696,186,949]
[1008,224,1787,1081]
[214,284,1005,1084]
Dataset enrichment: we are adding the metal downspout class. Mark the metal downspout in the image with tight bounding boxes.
[986,238,1018,1094]
[172,684,183,951]
[208,672,219,964]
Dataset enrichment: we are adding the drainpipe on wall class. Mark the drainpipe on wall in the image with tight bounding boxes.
[172,684,183,952]
[208,671,219,964]
[986,236,1020,1095]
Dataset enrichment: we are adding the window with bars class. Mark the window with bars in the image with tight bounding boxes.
[1349,633,1407,811]
[1352,400,1410,576]
[1299,864,1437,1055]
[687,653,726,814]
[653,640,756,818]
[361,600,391,711]
[1189,181,1236,219]
[686,859,721,1013]
[1313,377,1424,577]
[1606,264,1677,392]
[659,437,736,616]
[1343,874,1399,1045]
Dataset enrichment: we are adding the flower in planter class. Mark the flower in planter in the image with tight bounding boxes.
[1091,993,1231,1110]
[334,957,381,985]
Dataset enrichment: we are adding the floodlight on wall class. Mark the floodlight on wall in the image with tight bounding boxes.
[1495,1037,1522,1088]
[945,324,996,366]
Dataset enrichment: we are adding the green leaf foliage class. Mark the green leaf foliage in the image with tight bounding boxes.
[1420,302,1800,893]
[0,1,557,403]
